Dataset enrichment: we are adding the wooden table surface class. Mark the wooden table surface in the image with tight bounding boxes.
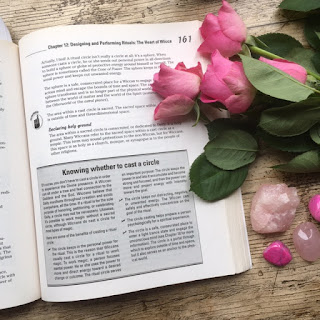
[1,0,320,319]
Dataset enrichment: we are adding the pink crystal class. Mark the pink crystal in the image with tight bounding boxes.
[293,222,320,262]
[250,183,300,233]
[263,240,292,266]
[308,195,320,222]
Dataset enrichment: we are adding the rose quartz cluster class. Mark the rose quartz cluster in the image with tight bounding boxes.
[263,241,292,266]
[293,222,320,262]
[250,184,300,233]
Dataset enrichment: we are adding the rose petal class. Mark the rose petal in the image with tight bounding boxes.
[259,57,307,84]
[224,93,254,113]
[210,50,233,79]
[222,62,256,113]
[198,31,242,57]
[184,62,204,79]
[154,94,195,120]
[199,13,220,39]
[151,63,201,99]
[200,54,256,112]
[218,0,247,43]
[223,61,250,92]
[199,93,218,104]
[200,64,234,102]
[175,62,187,71]
[153,72,159,82]
[176,62,203,79]
[200,51,234,101]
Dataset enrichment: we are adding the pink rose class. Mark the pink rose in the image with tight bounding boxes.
[151,62,203,120]
[200,50,256,114]
[198,0,247,57]
[259,57,307,83]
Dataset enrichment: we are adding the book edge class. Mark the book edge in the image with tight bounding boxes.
[225,189,252,274]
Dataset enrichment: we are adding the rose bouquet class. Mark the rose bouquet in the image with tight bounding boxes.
[151,0,320,202]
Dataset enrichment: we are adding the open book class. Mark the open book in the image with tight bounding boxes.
[0,21,251,310]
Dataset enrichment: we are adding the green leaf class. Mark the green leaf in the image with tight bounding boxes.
[259,97,320,137]
[257,33,303,57]
[305,16,320,50]
[273,150,320,173]
[310,123,320,144]
[240,43,251,57]
[279,0,320,12]
[306,75,320,91]
[240,54,315,102]
[204,130,258,170]
[246,35,269,50]
[206,118,255,141]
[207,119,233,140]
[257,128,317,152]
[190,153,248,201]
[251,92,290,109]
[312,52,320,74]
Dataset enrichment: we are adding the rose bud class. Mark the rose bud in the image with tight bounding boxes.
[198,0,247,57]
[151,62,203,120]
[200,50,256,114]
[259,57,307,84]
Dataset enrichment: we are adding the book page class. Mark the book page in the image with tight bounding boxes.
[0,40,40,309]
[19,22,249,302]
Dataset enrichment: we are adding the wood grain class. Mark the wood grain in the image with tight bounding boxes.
[1,0,320,319]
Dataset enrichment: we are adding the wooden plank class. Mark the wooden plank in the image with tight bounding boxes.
[3,0,305,42]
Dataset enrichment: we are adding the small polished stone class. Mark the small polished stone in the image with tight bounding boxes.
[293,222,320,262]
[308,195,320,222]
[250,183,300,233]
[263,240,292,267]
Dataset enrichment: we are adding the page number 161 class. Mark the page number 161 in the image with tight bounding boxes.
[178,35,192,43]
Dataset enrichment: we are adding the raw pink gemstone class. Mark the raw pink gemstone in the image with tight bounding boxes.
[250,184,300,233]
[263,240,292,266]
[308,195,320,222]
[293,222,320,262]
